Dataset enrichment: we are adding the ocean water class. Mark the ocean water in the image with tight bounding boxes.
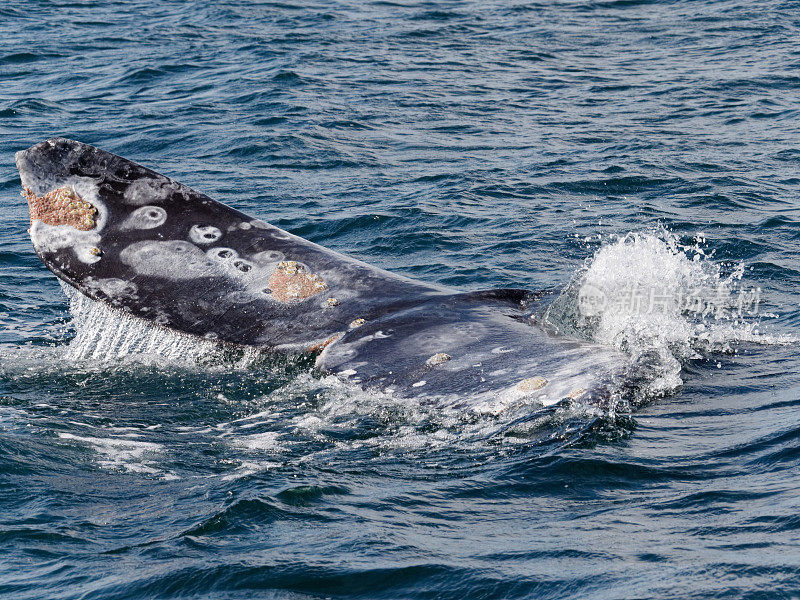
[1,1,800,598]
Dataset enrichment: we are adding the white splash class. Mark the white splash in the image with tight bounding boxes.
[544,229,796,398]
[61,282,220,362]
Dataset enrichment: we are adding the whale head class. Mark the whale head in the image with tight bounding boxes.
[15,138,431,349]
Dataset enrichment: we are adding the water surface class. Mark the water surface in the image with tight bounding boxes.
[1,1,799,598]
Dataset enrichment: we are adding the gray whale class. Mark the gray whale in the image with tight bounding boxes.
[16,138,620,410]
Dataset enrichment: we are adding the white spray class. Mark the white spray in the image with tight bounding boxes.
[544,229,794,399]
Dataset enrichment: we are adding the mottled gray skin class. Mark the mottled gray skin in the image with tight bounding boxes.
[17,138,621,407]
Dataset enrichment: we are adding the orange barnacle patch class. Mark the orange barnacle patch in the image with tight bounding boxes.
[306,333,343,353]
[267,260,329,303]
[22,186,98,231]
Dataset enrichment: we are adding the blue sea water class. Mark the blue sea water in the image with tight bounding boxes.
[1,0,800,598]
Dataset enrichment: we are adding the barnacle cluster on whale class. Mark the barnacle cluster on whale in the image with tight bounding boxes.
[267,260,329,303]
[23,186,98,231]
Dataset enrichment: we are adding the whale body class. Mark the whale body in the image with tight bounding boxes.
[16,138,620,409]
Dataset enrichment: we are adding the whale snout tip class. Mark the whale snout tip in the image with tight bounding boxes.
[15,141,52,196]
[15,138,88,187]
[14,149,26,169]
[16,139,100,230]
